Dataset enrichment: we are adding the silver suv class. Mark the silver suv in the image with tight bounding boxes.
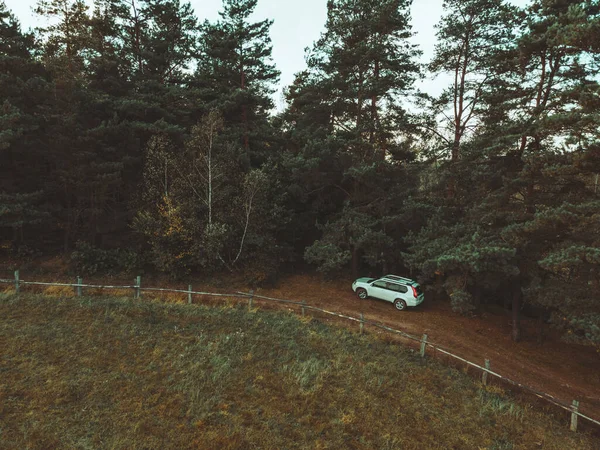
[351,275,424,311]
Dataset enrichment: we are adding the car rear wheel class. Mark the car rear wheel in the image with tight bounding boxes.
[394,299,407,311]
[356,288,368,299]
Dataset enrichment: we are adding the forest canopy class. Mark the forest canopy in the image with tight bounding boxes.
[1,0,599,343]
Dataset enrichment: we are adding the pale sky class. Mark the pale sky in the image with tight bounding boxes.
[5,0,530,106]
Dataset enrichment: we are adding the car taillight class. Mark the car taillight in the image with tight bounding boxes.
[411,286,418,298]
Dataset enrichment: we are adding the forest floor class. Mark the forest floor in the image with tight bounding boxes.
[2,259,600,428]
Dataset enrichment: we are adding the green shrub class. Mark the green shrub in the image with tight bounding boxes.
[449,289,476,314]
[70,241,141,276]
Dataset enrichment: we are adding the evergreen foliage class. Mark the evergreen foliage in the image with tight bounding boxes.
[285,0,421,277]
[1,0,599,343]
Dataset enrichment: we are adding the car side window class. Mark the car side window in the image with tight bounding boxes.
[389,283,408,293]
[372,280,387,289]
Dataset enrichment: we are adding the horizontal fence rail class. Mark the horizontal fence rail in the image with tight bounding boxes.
[1,271,599,431]
[237,291,305,306]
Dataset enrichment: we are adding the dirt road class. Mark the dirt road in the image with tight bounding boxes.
[257,274,600,422]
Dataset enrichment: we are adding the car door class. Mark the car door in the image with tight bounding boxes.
[389,283,409,302]
[370,280,394,302]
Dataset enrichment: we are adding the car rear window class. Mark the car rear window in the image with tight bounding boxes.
[415,285,423,295]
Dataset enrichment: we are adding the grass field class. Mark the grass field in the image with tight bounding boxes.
[0,293,597,449]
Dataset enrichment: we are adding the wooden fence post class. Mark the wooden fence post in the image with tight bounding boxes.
[420,334,428,357]
[248,290,254,310]
[135,276,141,299]
[76,276,83,297]
[570,400,579,432]
[360,313,365,334]
[482,359,491,386]
[188,285,193,304]
[301,300,306,317]
[14,270,19,294]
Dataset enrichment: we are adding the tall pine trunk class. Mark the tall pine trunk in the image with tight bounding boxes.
[511,283,521,342]
[473,284,482,311]
[370,60,380,158]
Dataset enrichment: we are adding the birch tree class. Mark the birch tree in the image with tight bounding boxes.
[181,110,225,226]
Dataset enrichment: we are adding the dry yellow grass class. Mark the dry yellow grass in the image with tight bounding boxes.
[43,285,75,297]
[0,285,15,294]
[0,293,598,449]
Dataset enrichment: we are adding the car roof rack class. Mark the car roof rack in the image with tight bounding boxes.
[381,275,416,284]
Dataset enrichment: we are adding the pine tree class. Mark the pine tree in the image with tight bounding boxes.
[109,0,199,142]
[402,0,523,328]
[488,0,600,343]
[0,2,52,249]
[87,0,129,93]
[307,0,420,159]
[286,0,421,276]
[48,0,201,249]
[406,0,600,342]
[138,0,198,83]
[0,1,39,152]
[427,0,519,160]
[35,0,91,83]
[194,0,280,160]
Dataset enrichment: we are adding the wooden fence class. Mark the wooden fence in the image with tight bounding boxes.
[1,270,599,433]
